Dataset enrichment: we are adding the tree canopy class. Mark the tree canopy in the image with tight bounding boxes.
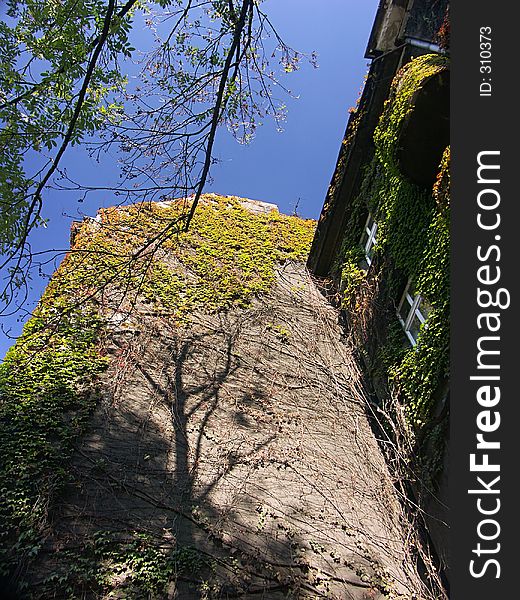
[0,0,310,315]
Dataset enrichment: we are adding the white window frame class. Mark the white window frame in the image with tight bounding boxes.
[397,281,430,346]
[361,214,378,266]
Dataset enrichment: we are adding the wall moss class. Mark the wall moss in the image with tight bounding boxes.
[0,195,315,576]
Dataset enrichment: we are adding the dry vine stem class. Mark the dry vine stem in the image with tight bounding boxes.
[25,261,445,599]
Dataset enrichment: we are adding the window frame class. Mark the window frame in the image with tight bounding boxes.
[397,281,431,346]
[361,214,378,267]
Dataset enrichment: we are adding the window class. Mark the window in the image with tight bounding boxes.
[397,281,432,346]
[360,214,378,267]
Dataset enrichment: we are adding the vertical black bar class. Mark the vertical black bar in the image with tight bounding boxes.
[451,2,518,597]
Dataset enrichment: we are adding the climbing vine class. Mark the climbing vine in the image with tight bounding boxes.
[0,262,109,574]
[373,54,449,179]
[0,195,315,580]
[392,147,450,424]
[337,55,450,449]
[42,531,206,599]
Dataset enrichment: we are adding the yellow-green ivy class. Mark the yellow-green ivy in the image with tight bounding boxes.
[0,195,315,578]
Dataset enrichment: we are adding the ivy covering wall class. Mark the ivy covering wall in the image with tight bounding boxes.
[0,196,315,578]
[337,55,450,451]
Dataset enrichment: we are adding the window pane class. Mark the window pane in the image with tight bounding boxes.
[409,315,422,342]
[418,296,432,320]
[361,215,378,267]
[399,299,411,323]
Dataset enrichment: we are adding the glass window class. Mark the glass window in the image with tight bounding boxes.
[397,281,432,346]
[360,214,378,266]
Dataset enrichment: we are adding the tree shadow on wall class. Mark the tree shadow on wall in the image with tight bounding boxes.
[26,312,326,599]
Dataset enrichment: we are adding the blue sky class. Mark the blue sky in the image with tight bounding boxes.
[0,0,379,357]
[209,0,379,218]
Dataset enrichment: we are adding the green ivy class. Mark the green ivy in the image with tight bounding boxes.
[0,195,315,582]
[42,531,206,599]
[388,147,450,428]
[339,247,367,308]
[373,53,449,179]
[0,265,109,574]
[337,54,450,442]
